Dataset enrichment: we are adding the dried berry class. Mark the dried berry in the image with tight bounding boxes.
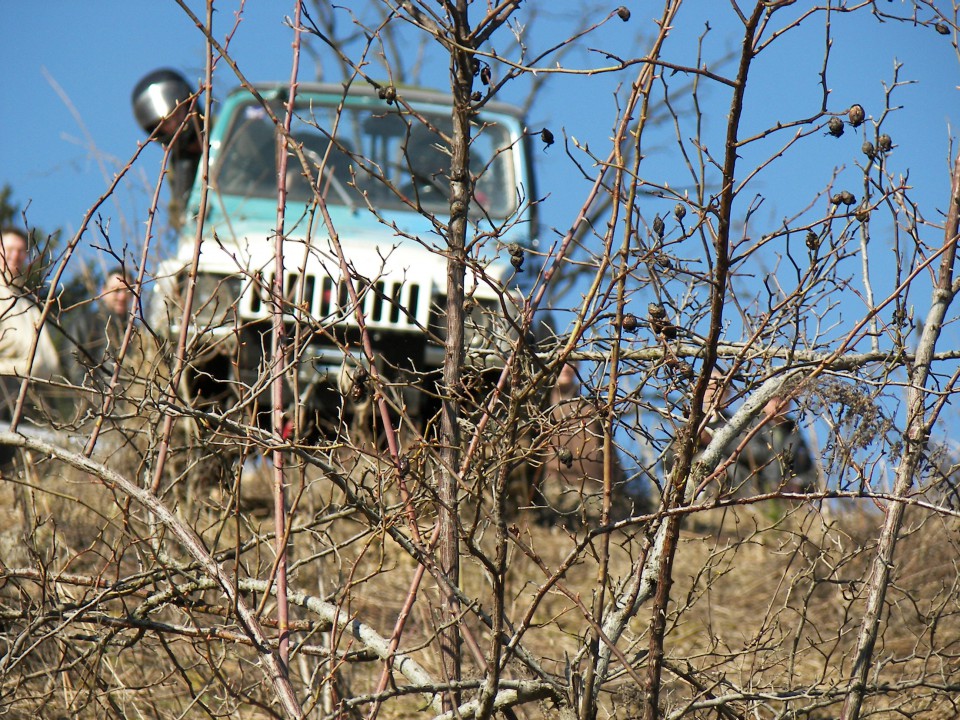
[805,231,819,250]
[674,203,686,221]
[847,104,865,127]
[507,241,523,257]
[480,65,491,86]
[616,5,631,21]
[648,303,676,338]
[854,202,870,222]
[350,378,367,402]
[397,456,411,477]
[827,116,844,138]
[510,253,524,271]
[652,215,665,239]
[378,85,397,105]
[471,91,482,102]
[935,22,951,35]
[862,141,876,159]
[648,302,667,320]
[892,306,907,327]
[540,128,554,148]
[878,134,893,152]
[834,190,856,206]
[558,448,574,468]
[621,314,639,333]
[676,361,694,380]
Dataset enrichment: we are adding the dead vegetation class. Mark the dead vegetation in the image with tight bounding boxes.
[2,447,960,719]
[6,1,960,719]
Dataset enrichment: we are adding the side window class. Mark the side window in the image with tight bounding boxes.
[215,105,277,197]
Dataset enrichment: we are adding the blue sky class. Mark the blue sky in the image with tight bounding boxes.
[4,1,960,484]
[2,2,958,303]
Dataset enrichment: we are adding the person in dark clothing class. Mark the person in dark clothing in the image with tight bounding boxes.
[669,372,817,501]
[131,69,203,225]
[69,268,138,391]
[734,395,817,495]
[536,362,631,527]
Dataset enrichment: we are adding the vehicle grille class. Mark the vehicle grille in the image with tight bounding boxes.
[248,272,426,331]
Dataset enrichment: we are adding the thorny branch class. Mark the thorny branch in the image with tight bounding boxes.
[7,2,960,720]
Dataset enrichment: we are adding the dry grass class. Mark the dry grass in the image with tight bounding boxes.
[2,446,960,719]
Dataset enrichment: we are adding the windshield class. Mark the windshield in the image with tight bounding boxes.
[214,98,518,218]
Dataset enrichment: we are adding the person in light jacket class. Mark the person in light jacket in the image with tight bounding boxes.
[0,227,60,384]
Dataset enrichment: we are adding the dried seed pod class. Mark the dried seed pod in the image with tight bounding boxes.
[854,202,870,222]
[827,116,844,138]
[656,253,673,269]
[878,134,893,152]
[805,231,819,250]
[378,85,397,105]
[617,6,631,21]
[507,241,523,257]
[674,203,686,221]
[510,252,524,271]
[839,190,856,206]
[621,314,639,333]
[350,380,367,402]
[652,215,665,239]
[892,306,907,327]
[847,104,865,127]
[397,456,411,478]
[862,140,876,159]
[480,65,491,86]
[558,447,574,468]
[935,22,951,35]
[471,91,482,102]
[647,303,676,339]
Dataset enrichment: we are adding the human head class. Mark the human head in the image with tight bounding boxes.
[101,269,134,317]
[0,227,29,279]
[702,368,730,413]
[132,68,194,144]
[556,362,579,396]
[762,395,791,423]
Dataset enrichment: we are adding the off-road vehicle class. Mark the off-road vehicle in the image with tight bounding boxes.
[134,72,539,428]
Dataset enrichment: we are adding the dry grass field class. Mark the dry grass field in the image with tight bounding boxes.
[2,438,959,719]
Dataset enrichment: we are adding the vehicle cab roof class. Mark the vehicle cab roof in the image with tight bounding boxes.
[236,81,527,121]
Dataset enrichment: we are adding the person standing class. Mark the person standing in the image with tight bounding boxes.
[0,227,60,385]
[686,370,817,499]
[69,268,137,388]
[536,362,630,528]
[736,395,817,495]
